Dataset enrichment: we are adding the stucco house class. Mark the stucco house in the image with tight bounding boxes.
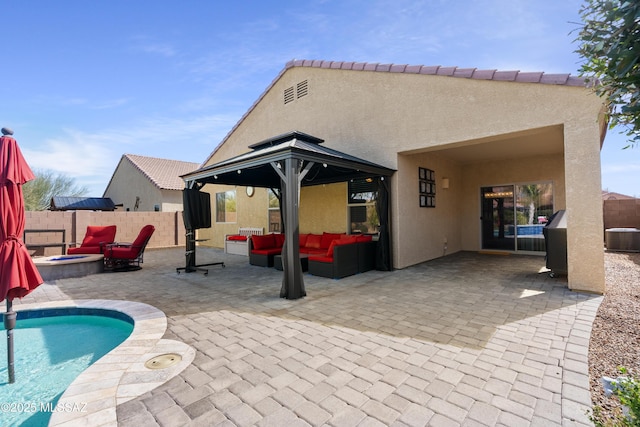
[185,59,607,294]
[104,154,199,212]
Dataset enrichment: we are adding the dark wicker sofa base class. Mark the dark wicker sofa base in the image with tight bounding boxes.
[308,241,377,279]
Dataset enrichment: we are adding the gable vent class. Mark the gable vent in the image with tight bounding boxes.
[284,86,294,104]
[296,80,308,98]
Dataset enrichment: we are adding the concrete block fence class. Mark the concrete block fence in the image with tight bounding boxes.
[603,199,640,230]
[24,210,187,256]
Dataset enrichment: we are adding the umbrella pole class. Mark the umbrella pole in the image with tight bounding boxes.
[5,299,16,383]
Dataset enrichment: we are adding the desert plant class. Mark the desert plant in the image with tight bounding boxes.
[590,367,640,426]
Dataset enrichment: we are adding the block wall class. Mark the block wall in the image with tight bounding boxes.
[603,199,640,230]
[23,211,186,256]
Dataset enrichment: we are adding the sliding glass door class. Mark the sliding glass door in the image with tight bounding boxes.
[481,182,553,253]
[481,186,515,250]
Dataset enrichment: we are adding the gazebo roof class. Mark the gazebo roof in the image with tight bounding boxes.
[181,131,395,188]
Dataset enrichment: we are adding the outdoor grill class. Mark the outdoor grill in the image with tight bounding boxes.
[543,210,567,278]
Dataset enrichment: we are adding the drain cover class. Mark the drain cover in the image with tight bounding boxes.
[145,353,182,369]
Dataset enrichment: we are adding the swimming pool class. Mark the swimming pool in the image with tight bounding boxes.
[0,308,134,427]
[2,299,195,426]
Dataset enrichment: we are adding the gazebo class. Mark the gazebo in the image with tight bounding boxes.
[181,131,395,299]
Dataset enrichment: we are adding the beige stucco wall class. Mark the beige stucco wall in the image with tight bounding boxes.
[198,181,349,248]
[157,189,184,212]
[394,152,462,266]
[104,160,163,212]
[198,65,606,293]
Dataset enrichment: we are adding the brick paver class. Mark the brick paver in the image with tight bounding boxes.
[16,248,601,426]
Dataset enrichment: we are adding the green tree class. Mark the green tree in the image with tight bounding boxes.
[23,169,89,211]
[575,0,640,148]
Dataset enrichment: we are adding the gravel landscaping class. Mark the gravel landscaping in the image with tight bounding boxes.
[589,251,640,423]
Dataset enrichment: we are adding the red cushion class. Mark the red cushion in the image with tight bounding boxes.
[252,234,275,250]
[81,225,116,247]
[305,234,322,249]
[274,233,285,248]
[320,233,342,249]
[300,247,325,255]
[299,233,309,247]
[132,225,155,247]
[227,235,248,241]
[251,248,282,256]
[105,246,138,260]
[68,246,102,255]
[309,255,333,263]
[355,234,373,242]
[326,236,358,256]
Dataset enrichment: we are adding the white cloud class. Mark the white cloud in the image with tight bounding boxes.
[21,114,238,196]
[129,34,177,57]
[90,98,131,110]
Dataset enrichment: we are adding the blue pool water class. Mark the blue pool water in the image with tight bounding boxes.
[0,309,133,427]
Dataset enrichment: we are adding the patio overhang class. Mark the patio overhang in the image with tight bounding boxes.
[181,131,395,300]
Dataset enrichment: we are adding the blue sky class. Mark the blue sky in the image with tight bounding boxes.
[2,0,638,197]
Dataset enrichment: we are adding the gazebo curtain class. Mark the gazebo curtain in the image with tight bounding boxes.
[375,177,392,271]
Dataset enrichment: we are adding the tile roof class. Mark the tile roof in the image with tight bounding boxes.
[124,154,200,191]
[285,59,591,86]
[602,190,637,200]
[203,59,593,166]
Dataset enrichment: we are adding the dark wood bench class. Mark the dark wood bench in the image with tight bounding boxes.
[23,229,66,255]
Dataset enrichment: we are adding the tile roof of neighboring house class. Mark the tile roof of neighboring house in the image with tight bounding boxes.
[121,154,200,191]
[602,190,637,200]
[203,59,594,165]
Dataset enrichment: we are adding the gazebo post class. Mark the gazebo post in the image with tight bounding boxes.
[280,158,305,299]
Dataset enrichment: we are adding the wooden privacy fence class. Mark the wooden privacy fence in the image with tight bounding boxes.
[24,210,186,256]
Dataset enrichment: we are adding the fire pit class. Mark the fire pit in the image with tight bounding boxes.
[33,254,104,281]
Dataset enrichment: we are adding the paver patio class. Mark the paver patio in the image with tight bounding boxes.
[16,248,601,426]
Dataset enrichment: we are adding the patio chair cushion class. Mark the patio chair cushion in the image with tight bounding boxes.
[326,236,358,257]
[67,225,116,255]
[251,248,282,256]
[355,234,373,242]
[321,232,343,249]
[299,233,309,247]
[274,233,285,248]
[106,246,141,260]
[308,255,333,263]
[226,235,248,241]
[252,234,275,250]
[305,234,322,249]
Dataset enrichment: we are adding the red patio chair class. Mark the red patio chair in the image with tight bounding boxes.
[103,225,155,271]
[67,225,117,255]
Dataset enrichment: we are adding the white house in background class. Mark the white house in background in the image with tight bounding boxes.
[103,154,199,212]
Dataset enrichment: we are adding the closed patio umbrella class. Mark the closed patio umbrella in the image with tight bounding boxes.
[0,128,43,383]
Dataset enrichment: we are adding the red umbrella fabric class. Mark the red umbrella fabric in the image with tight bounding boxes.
[0,133,43,301]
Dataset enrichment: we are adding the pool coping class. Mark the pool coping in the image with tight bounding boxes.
[13,299,195,427]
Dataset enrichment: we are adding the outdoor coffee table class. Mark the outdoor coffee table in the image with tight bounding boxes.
[274,253,309,272]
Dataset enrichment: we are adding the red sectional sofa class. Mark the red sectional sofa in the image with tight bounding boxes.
[308,235,376,279]
[248,232,377,279]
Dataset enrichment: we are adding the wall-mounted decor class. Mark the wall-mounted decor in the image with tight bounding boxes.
[418,167,436,208]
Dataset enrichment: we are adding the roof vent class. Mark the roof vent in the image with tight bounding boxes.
[284,86,294,104]
[296,80,308,98]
